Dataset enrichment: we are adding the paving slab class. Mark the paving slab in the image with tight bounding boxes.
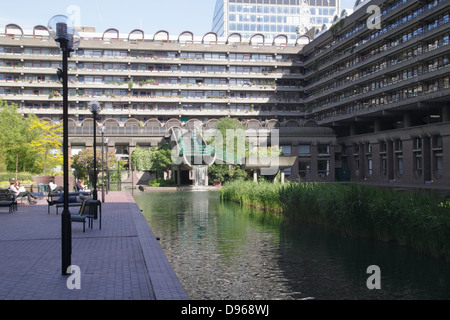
[0,191,188,300]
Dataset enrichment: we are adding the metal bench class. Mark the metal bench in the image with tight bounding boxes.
[47,191,91,214]
[71,200,102,232]
[0,190,18,213]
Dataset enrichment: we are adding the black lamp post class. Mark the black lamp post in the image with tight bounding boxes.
[101,126,106,203]
[48,15,80,276]
[89,101,101,201]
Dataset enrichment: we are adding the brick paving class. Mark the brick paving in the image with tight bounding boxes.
[0,191,188,300]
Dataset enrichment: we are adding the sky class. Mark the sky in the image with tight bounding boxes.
[0,0,356,36]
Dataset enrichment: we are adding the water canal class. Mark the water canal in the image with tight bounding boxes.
[134,189,450,300]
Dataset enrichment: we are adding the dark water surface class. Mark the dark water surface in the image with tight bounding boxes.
[133,190,450,300]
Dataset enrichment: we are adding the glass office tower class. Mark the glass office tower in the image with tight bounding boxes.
[212,0,339,41]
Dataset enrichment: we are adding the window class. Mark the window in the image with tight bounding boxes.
[368,159,373,176]
[396,157,403,177]
[318,145,330,154]
[284,167,291,177]
[318,160,330,178]
[280,145,291,155]
[298,160,311,178]
[298,145,310,155]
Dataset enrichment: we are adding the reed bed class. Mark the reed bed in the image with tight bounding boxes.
[219,181,450,260]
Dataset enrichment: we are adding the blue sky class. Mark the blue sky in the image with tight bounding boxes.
[1,0,356,36]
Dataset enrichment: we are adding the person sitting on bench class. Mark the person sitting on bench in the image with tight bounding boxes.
[10,181,38,205]
[49,178,64,193]
[47,193,91,206]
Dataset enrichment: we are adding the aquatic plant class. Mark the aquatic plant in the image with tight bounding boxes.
[219,181,450,260]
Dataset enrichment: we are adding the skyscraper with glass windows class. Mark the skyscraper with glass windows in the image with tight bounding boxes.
[212,0,339,41]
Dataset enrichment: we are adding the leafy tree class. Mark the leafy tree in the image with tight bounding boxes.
[209,163,248,184]
[130,147,153,171]
[130,144,173,178]
[0,101,40,173]
[211,117,248,158]
[205,118,250,184]
[71,148,117,184]
[28,120,63,175]
[151,144,172,178]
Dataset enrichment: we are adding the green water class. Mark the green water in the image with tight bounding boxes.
[133,190,450,300]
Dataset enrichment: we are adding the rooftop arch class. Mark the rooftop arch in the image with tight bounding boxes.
[33,25,49,38]
[153,30,169,42]
[295,35,311,45]
[5,24,23,37]
[226,33,242,44]
[178,31,194,43]
[128,29,144,42]
[272,34,288,46]
[202,32,218,44]
[102,28,119,41]
[249,33,265,45]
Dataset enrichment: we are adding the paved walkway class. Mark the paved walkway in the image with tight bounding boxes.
[0,191,188,300]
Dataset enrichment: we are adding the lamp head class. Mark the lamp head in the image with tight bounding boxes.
[48,15,80,51]
[89,100,101,114]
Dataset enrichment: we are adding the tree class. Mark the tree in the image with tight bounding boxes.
[212,117,248,159]
[151,144,172,178]
[71,148,117,184]
[130,144,173,179]
[0,100,40,173]
[208,163,248,184]
[28,119,63,175]
[206,118,250,184]
[130,147,153,171]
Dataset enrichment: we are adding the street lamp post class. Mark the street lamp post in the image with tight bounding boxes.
[101,126,106,203]
[48,15,80,276]
[105,138,109,195]
[89,101,101,201]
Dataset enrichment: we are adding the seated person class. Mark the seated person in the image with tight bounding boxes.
[47,193,91,205]
[75,179,88,192]
[49,178,64,193]
[10,181,38,205]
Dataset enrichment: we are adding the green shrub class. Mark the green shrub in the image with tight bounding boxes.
[148,178,176,187]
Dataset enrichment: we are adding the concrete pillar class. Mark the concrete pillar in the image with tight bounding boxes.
[442,105,450,122]
[281,171,285,184]
[253,170,258,182]
[374,119,381,132]
[403,112,412,127]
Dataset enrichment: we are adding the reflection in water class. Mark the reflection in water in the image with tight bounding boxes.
[134,190,450,300]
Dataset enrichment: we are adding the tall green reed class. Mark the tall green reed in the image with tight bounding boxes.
[219,181,450,261]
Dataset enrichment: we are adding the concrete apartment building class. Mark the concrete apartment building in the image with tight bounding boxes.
[0,0,449,186]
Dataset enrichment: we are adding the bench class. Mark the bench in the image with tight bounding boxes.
[71,200,102,232]
[47,191,92,214]
[0,191,18,213]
